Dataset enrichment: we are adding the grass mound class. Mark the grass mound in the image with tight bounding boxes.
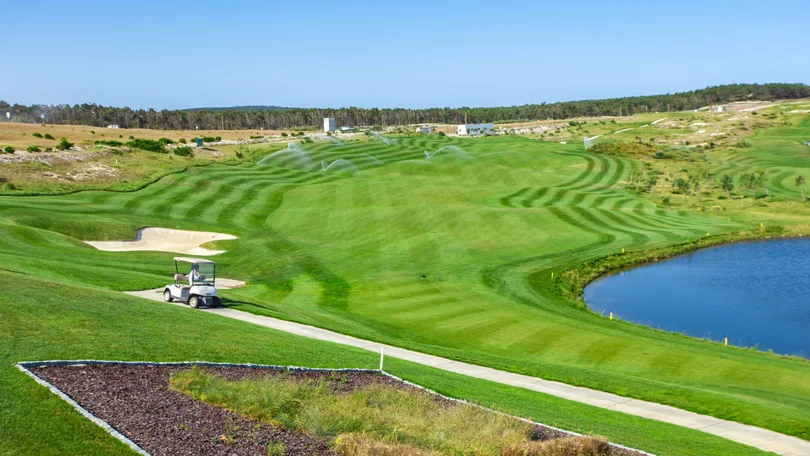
[170,367,613,456]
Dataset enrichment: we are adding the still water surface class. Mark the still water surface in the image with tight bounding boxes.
[584,238,810,357]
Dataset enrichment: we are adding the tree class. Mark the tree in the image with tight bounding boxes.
[703,171,715,193]
[739,173,756,207]
[689,174,702,202]
[648,175,658,197]
[755,171,768,196]
[673,177,690,200]
[796,175,807,202]
[721,174,734,200]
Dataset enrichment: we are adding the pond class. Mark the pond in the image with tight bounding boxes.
[583,238,810,357]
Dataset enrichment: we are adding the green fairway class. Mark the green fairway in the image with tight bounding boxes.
[2,117,810,451]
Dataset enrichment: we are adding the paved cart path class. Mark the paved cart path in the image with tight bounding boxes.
[127,288,810,456]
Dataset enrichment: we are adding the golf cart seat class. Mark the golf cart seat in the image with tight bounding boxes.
[174,273,188,283]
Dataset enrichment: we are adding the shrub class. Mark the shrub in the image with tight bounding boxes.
[3,146,14,154]
[32,133,43,138]
[90,131,95,134]
[125,138,166,153]
[94,140,123,147]
[281,132,288,137]
[438,131,446,136]
[44,147,53,152]
[158,137,174,145]
[179,138,186,144]
[44,133,55,140]
[201,136,216,142]
[266,442,286,456]
[173,146,194,157]
[26,145,41,152]
[128,135,134,139]
[56,137,74,150]
[215,136,222,141]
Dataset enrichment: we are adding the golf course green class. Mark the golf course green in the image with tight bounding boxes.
[2,110,810,455]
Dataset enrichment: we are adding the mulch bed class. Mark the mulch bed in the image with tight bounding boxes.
[29,364,643,456]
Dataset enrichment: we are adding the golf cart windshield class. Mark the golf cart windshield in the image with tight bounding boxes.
[174,258,216,285]
[192,263,215,285]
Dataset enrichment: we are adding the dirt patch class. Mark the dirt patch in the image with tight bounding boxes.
[27,363,644,456]
[30,364,333,456]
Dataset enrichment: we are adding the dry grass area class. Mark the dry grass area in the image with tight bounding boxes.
[0,122,291,151]
[170,367,622,456]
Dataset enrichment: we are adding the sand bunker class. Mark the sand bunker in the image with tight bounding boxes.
[86,227,237,256]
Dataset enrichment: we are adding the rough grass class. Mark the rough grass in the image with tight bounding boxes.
[170,367,609,456]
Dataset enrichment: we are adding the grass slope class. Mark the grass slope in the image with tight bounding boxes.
[1,120,810,446]
[0,271,771,456]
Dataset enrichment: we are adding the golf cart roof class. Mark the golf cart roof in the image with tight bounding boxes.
[173,257,215,265]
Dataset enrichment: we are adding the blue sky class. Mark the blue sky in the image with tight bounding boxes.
[1,0,807,109]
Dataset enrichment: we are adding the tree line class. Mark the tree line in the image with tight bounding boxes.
[1,83,808,131]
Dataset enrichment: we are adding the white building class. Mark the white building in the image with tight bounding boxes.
[323,118,335,132]
[107,124,119,129]
[715,106,727,113]
[457,123,494,136]
[418,126,433,134]
[339,126,356,133]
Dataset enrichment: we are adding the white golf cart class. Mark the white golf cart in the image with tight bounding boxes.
[163,257,221,308]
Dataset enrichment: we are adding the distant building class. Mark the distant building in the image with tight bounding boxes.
[715,106,727,113]
[457,123,494,136]
[107,124,119,129]
[338,126,356,133]
[418,126,433,134]
[324,118,335,132]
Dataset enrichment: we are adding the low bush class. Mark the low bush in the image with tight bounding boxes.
[32,133,43,138]
[125,138,166,153]
[94,140,123,147]
[215,136,222,141]
[173,146,194,157]
[26,145,41,152]
[158,137,174,145]
[201,136,216,142]
[178,138,186,144]
[3,146,14,154]
[44,133,55,140]
[281,132,288,137]
[56,137,74,150]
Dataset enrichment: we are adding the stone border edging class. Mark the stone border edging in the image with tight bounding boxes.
[17,359,654,456]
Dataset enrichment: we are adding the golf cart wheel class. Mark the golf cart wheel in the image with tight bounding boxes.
[189,296,200,309]
[163,290,173,302]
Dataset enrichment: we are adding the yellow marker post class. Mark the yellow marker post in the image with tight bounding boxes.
[610,312,613,320]
[706,232,710,237]
[622,248,625,253]
[551,272,554,278]
[724,337,728,346]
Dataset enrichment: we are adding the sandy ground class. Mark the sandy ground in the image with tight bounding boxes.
[86,227,237,256]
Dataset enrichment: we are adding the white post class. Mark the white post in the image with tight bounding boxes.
[379,347,384,371]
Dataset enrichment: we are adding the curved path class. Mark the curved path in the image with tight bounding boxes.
[126,288,810,456]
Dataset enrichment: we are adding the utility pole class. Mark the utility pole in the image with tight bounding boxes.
[221,114,224,130]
